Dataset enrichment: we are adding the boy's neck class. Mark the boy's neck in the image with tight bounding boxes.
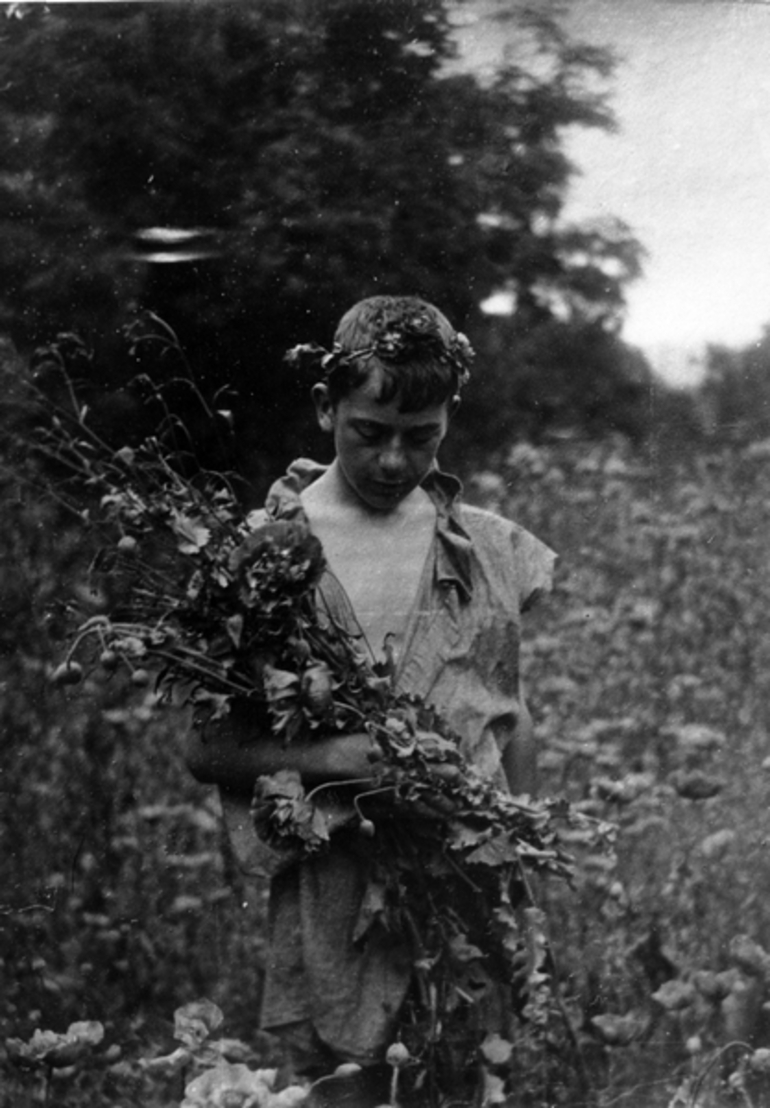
[300,460,438,665]
[302,461,431,525]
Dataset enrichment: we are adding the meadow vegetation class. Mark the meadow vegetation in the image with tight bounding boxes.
[0,2,767,1101]
[3,347,770,1106]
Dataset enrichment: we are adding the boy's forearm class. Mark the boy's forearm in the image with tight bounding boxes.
[184,719,298,793]
[184,713,379,795]
[503,730,537,796]
[503,694,538,796]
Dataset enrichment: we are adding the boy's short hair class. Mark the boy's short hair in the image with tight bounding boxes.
[327,296,473,411]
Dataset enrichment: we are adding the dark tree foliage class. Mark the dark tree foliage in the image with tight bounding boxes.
[0,0,651,480]
[456,316,654,461]
[700,332,770,443]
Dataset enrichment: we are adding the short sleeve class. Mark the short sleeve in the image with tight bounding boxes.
[514,528,557,613]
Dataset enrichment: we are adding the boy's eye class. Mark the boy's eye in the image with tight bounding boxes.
[355,423,384,442]
[407,430,439,446]
[351,422,440,446]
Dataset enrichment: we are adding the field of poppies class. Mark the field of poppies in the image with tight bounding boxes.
[489,436,770,1106]
[3,425,770,1107]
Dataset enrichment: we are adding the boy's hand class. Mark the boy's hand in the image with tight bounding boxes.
[315,731,384,781]
[315,796,359,836]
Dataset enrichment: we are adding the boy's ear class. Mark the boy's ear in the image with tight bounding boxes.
[311,383,335,432]
[448,394,461,420]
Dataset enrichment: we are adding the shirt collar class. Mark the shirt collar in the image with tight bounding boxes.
[421,468,474,602]
[265,458,474,602]
[264,457,327,521]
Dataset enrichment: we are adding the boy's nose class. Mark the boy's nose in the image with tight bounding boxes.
[378,439,408,475]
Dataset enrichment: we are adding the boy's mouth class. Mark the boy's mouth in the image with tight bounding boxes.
[372,479,409,495]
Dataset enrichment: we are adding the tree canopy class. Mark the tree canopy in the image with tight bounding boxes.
[0,0,654,477]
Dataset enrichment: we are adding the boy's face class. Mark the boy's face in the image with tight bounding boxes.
[313,368,454,512]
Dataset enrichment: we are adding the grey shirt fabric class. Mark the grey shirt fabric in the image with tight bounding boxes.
[221,458,556,1062]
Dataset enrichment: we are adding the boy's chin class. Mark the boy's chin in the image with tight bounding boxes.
[357,480,416,510]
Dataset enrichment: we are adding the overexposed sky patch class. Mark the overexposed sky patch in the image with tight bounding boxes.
[457,0,770,382]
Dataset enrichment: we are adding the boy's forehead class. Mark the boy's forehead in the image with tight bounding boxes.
[344,380,449,423]
[345,365,450,421]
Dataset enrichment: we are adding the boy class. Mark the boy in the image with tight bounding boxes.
[185,295,555,1093]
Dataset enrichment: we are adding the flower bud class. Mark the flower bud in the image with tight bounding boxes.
[99,650,119,672]
[51,661,83,686]
[386,1043,410,1068]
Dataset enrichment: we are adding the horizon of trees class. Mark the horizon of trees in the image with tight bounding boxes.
[4,0,765,472]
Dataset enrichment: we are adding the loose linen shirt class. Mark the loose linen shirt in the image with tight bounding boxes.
[220,458,555,1062]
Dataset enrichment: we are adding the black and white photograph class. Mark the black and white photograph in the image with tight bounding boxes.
[1,2,769,1106]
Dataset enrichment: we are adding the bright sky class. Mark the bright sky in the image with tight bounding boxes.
[456,0,770,384]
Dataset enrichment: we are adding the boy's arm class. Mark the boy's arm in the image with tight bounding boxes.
[184,711,381,796]
[501,688,538,797]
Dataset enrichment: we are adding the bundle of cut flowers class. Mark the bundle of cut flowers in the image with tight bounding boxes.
[24,317,613,1097]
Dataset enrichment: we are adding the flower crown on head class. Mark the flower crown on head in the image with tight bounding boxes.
[284,307,474,389]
